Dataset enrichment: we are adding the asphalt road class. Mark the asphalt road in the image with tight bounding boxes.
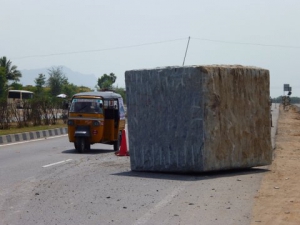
[0,104,279,225]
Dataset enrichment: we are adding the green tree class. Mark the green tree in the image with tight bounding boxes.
[114,87,126,103]
[97,73,116,90]
[0,56,22,82]
[35,73,46,95]
[62,83,78,98]
[77,85,92,93]
[0,67,7,99]
[23,85,36,93]
[47,67,68,96]
[10,82,23,90]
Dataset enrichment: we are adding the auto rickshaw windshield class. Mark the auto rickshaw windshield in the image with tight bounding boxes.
[69,98,103,114]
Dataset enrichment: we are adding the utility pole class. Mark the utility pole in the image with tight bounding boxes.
[182,36,190,66]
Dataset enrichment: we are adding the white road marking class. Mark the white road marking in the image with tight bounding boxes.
[0,134,68,147]
[134,183,187,225]
[42,159,72,168]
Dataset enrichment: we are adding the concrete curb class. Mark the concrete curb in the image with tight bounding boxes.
[0,127,68,145]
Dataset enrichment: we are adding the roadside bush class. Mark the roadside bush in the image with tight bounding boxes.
[0,97,66,129]
[0,99,10,129]
[31,97,63,125]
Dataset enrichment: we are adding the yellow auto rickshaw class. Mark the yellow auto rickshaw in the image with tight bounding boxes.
[67,91,126,153]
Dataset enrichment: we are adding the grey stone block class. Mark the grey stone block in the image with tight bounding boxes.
[125,65,272,172]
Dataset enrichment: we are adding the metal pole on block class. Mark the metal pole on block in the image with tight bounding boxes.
[182,36,190,66]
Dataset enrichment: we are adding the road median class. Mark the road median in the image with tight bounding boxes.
[0,127,68,145]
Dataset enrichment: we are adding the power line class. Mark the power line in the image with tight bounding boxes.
[12,37,188,59]
[12,36,300,60]
[192,37,300,49]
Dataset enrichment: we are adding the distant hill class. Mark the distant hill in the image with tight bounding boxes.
[20,66,98,89]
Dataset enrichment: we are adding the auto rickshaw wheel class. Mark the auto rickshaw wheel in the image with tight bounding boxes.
[86,140,91,150]
[113,141,119,151]
[76,137,86,153]
[113,131,122,151]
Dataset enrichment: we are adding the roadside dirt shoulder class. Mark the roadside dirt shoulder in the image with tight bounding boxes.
[251,105,300,224]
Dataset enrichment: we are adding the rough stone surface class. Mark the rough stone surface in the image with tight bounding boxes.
[125,65,271,172]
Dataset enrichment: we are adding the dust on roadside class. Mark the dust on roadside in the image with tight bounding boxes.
[251,105,300,225]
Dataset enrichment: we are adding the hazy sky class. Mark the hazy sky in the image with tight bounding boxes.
[1,0,299,97]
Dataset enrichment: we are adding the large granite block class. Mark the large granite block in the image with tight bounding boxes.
[125,65,271,172]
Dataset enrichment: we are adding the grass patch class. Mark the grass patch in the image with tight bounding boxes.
[0,120,67,136]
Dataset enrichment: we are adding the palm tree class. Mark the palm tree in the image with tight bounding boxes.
[0,56,22,82]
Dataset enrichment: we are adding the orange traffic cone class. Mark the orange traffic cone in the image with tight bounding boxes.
[115,129,129,156]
